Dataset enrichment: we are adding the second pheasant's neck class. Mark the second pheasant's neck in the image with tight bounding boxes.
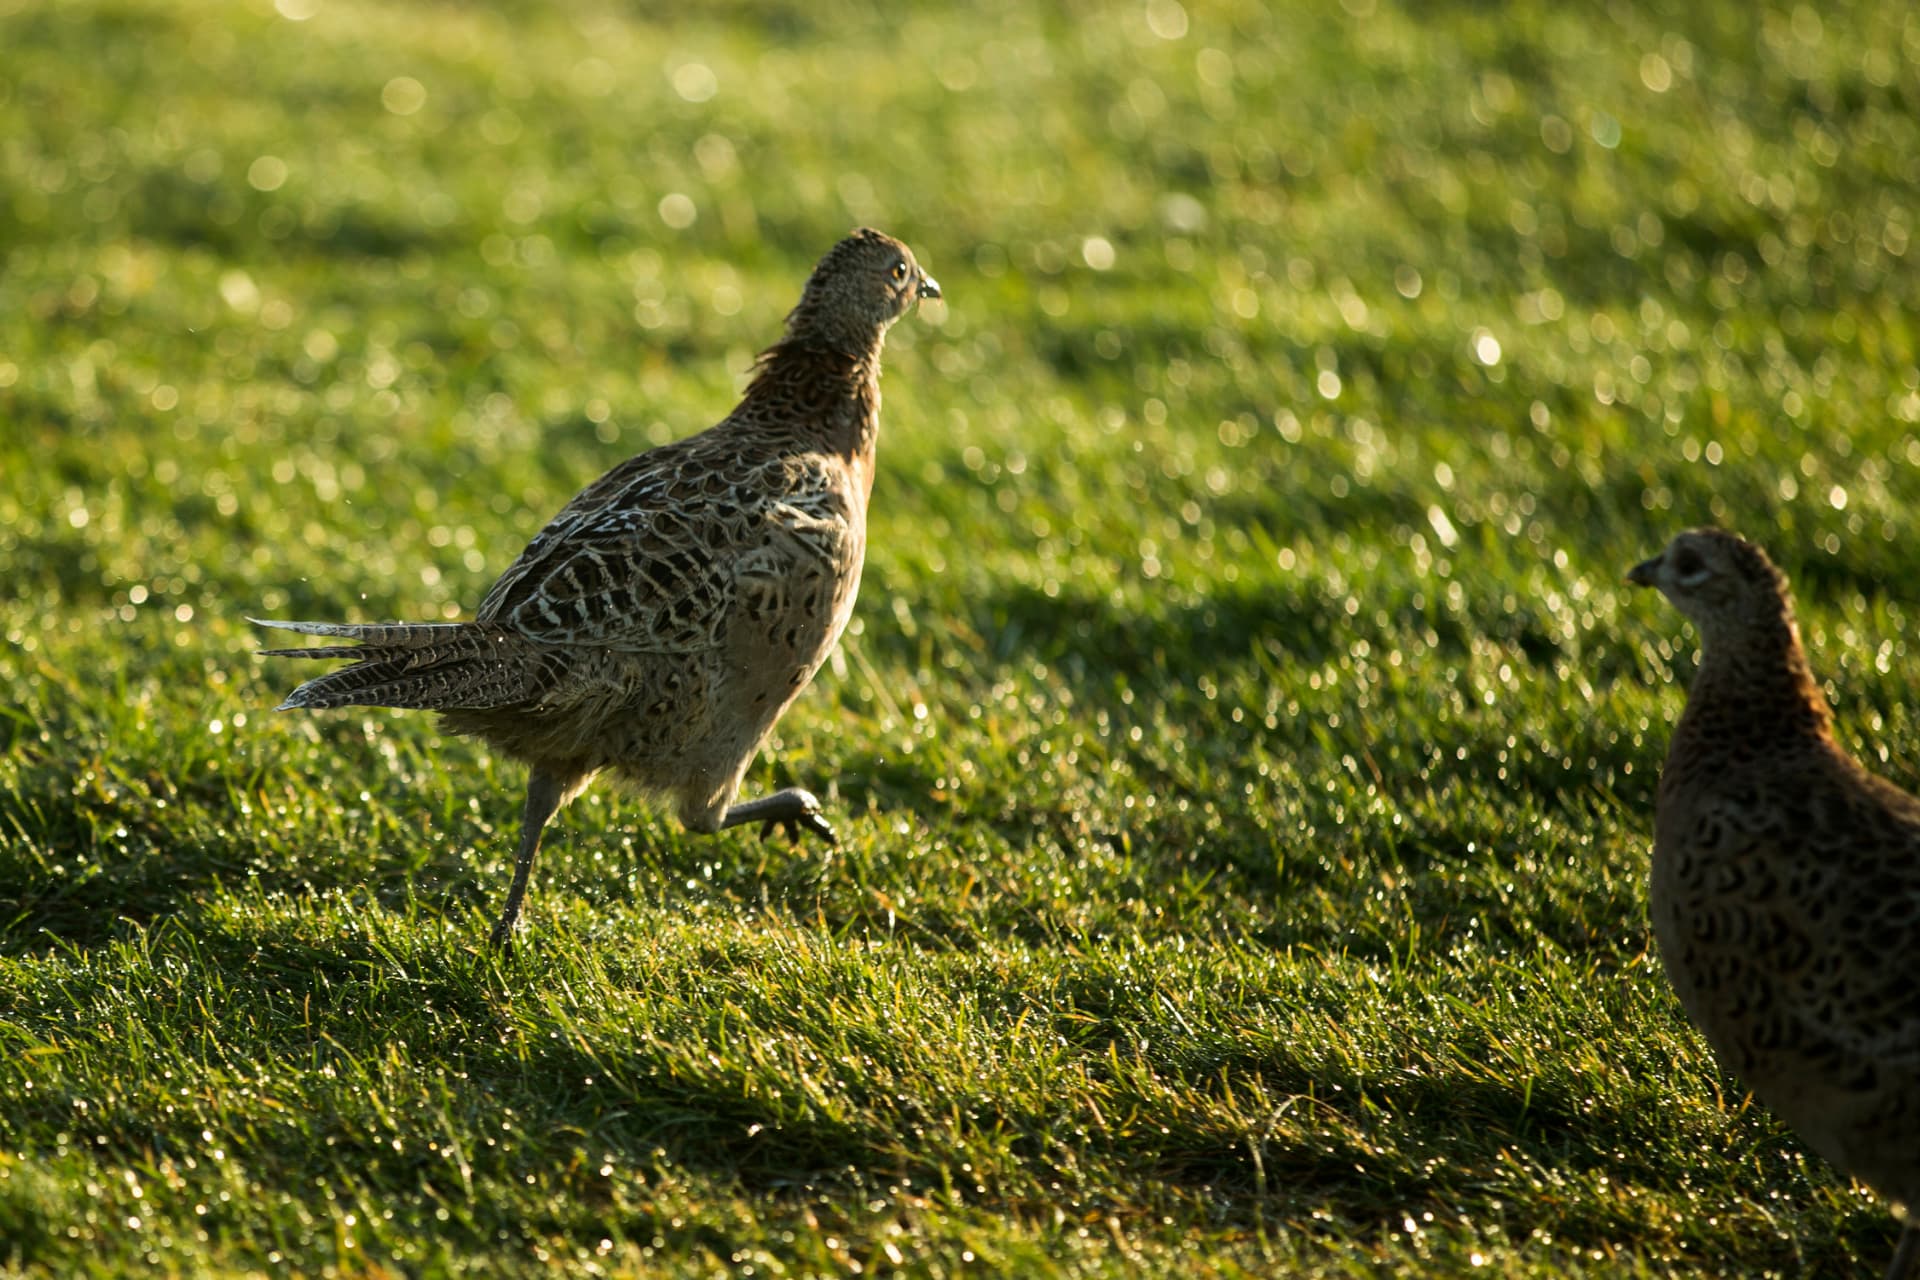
[1674,608,1834,763]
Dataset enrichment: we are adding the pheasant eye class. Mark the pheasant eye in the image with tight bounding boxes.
[1672,548,1706,580]
[889,262,907,282]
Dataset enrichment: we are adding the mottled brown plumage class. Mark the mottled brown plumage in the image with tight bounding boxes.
[1631,528,1920,1279]
[255,228,940,947]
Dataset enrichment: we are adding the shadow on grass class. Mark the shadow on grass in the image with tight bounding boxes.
[0,901,1740,1262]
[0,751,501,956]
[0,768,239,954]
[914,565,1602,707]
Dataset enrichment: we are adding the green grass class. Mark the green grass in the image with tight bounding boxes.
[4,0,1919,1273]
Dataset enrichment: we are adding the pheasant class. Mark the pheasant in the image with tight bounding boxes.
[255,228,940,948]
[1630,527,1920,1279]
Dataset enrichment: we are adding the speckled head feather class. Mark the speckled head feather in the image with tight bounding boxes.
[1628,527,1796,649]
[1629,527,1830,742]
[781,228,941,356]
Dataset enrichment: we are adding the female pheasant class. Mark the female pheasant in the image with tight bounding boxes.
[1631,527,1919,1279]
[255,229,940,948]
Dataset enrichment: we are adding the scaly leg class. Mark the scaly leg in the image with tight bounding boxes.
[719,787,837,845]
[489,767,573,950]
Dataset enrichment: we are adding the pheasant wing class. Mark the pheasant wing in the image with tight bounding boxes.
[475,447,840,653]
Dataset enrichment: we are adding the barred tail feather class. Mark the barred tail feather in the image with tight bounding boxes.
[250,618,553,712]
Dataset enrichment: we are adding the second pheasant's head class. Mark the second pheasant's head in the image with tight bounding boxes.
[1627,527,1796,644]
[786,228,941,353]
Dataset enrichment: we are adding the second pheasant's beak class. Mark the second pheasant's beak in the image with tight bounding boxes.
[1626,555,1661,587]
[917,271,942,303]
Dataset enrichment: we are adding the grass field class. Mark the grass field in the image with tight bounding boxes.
[5,0,1920,1273]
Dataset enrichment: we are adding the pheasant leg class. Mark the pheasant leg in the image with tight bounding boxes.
[489,768,570,950]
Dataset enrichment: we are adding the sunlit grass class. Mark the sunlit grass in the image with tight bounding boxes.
[4,0,1920,1273]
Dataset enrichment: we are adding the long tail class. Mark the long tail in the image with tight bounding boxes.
[250,618,558,712]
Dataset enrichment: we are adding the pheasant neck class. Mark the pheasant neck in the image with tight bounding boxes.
[783,295,891,361]
[738,339,883,463]
[1678,609,1834,759]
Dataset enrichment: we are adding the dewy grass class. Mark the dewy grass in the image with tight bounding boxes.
[3,0,1919,1274]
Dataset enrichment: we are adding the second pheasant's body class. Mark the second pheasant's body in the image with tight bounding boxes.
[1633,529,1920,1278]
[1654,691,1920,1214]
[258,229,940,945]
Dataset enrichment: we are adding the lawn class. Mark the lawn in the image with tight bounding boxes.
[4,0,1919,1274]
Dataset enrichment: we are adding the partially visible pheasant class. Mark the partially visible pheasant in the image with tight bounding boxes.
[256,228,940,948]
[1630,528,1920,1280]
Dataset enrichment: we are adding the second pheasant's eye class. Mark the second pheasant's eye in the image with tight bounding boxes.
[1672,548,1708,582]
[890,262,907,282]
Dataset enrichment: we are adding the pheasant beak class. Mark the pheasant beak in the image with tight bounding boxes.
[1626,555,1662,588]
[916,271,942,303]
